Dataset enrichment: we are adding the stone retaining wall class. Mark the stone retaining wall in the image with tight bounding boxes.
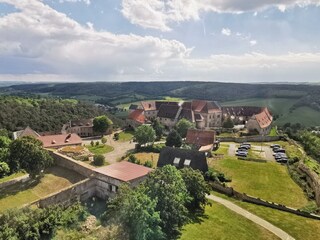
[217,135,281,143]
[210,182,320,220]
[0,174,30,190]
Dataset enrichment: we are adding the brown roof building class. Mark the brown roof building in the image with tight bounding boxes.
[186,129,216,147]
[246,108,273,135]
[38,133,82,148]
[13,126,40,140]
[126,109,146,128]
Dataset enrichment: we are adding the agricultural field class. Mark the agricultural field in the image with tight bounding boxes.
[211,143,309,208]
[213,192,320,240]
[0,166,85,212]
[125,152,159,168]
[222,97,320,127]
[180,201,278,240]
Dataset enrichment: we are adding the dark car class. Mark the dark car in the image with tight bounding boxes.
[271,144,281,149]
[274,148,286,153]
[239,145,250,150]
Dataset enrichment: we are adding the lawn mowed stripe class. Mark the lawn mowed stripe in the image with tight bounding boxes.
[212,158,308,208]
[180,201,278,240]
[87,144,114,155]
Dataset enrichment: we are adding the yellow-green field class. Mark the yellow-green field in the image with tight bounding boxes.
[180,201,278,240]
[0,166,85,212]
[125,152,159,168]
[211,157,308,208]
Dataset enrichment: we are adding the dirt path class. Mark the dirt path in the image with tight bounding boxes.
[207,194,295,240]
[228,143,236,157]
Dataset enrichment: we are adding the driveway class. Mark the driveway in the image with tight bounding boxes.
[207,194,295,240]
[82,131,135,164]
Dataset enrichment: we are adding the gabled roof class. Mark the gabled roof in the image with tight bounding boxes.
[179,108,195,123]
[192,100,221,113]
[157,104,180,119]
[186,129,216,146]
[222,106,262,117]
[128,109,145,124]
[70,119,93,127]
[157,147,208,172]
[94,161,153,182]
[155,101,179,111]
[13,126,40,140]
[38,133,82,148]
[141,101,156,111]
[253,108,273,129]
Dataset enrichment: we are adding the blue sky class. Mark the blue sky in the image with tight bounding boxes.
[0,0,320,82]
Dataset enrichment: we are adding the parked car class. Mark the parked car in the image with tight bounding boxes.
[274,148,286,153]
[271,144,281,149]
[239,145,250,150]
[236,151,247,157]
[272,146,280,152]
[236,149,248,153]
[241,143,251,149]
[276,158,288,163]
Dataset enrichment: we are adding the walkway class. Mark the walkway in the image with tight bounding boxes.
[207,194,295,240]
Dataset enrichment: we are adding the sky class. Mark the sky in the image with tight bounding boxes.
[0,0,320,83]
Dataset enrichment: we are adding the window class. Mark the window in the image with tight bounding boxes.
[173,157,180,167]
[111,185,117,193]
[184,159,191,167]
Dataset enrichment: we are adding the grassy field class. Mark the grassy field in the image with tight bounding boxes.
[0,172,26,184]
[222,97,320,127]
[0,166,85,212]
[180,201,278,240]
[118,130,134,142]
[125,152,159,168]
[213,192,320,240]
[87,144,114,155]
[211,157,309,208]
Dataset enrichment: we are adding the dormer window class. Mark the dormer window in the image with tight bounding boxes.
[173,157,180,167]
[51,140,56,144]
[184,159,191,167]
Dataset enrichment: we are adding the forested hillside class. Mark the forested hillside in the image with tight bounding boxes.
[0,97,104,132]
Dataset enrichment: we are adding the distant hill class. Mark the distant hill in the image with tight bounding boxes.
[1,81,319,126]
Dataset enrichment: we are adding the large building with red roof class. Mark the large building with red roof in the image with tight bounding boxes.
[246,108,273,135]
[37,133,82,148]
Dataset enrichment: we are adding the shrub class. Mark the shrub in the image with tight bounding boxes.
[101,137,107,144]
[0,161,10,178]
[95,141,100,146]
[113,133,119,141]
[90,141,94,147]
[93,155,105,166]
[128,154,138,163]
[205,169,232,183]
[144,160,153,168]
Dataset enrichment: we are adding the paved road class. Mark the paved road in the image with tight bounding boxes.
[207,194,295,240]
[228,143,236,157]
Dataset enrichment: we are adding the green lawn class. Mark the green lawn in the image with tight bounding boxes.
[180,201,278,240]
[0,172,26,184]
[125,152,159,168]
[268,127,278,136]
[222,97,320,127]
[87,144,114,155]
[0,166,85,212]
[118,130,134,142]
[212,157,309,208]
[213,192,320,240]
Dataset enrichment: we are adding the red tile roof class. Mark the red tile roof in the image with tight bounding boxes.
[192,100,221,113]
[254,108,273,129]
[13,126,40,140]
[38,133,82,148]
[94,161,153,182]
[186,129,216,146]
[128,109,145,124]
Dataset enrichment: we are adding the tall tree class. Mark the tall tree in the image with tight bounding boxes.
[222,117,234,129]
[8,136,53,177]
[152,120,165,140]
[144,165,190,238]
[175,118,194,138]
[165,130,182,148]
[93,115,113,136]
[180,168,211,212]
[134,125,156,146]
[107,185,164,240]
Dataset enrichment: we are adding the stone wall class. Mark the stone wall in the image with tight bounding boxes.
[298,163,320,206]
[210,182,320,220]
[217,135,281,143]
[0,174,30,190]
[49,151,94,178]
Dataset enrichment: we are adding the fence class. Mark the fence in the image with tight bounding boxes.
[210,182,320,220]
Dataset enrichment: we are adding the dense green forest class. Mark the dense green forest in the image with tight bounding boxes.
[0,96,106,132]
[1,82,320,111]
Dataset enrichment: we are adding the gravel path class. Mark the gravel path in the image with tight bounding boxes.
[207,194,295,240]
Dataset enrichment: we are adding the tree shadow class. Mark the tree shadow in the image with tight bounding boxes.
[0,176,41,199]
[44,166,86,184]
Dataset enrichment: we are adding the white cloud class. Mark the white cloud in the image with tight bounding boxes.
[59,0,91,5]
[121,0,320,31]
[221,28,231,36]
[0,0,320,83]
[250,40,257,46]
